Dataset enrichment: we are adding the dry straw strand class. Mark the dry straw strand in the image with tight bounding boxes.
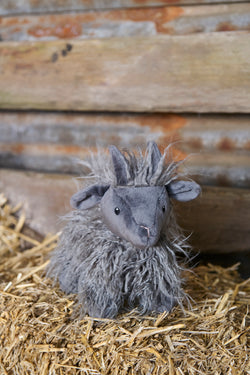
[0,194,249,375]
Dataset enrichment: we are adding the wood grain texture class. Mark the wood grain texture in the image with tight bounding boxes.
[0,168,249,253]
[0,0,248,16]
[0,170,76,235]
[1,4,250,41]
[0,144,250,188]
[1,143,250,187]
[174,185,250,253]
[0,111,184,149]
[2,146,250,187]
[1,112,250,153]
[0,33,250,113]
[0,112,184,173]
[178,114,250,154]
[186,154,250,188]
[1,112,250,187]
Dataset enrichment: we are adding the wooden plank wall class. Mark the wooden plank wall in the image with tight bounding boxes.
[0,0,250,253]
[1,4,250,41]
[1,112,250,188]
[1,169,250,254]
[1,34,250,113]
[1,0,249,16]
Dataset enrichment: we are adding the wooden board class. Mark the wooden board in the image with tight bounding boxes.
[0,170,76,236]
[1,145,250,187]
[0,168,249,253]
[1,145,249,187]
[177,114,250,154]
[0,33,250,113]
[1,112,250,187]
[0,0,248,16]
[1,4,250,41]
[1,112,250,153]
[174,185,250,253]
[186,154,250,188]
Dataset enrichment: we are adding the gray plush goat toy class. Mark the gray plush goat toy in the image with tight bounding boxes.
[48,142,201,318]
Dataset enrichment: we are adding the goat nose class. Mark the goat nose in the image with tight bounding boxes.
[140,225,150,239]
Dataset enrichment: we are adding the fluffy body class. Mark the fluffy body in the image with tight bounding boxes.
[48,143,197,318]
[49,208,187,318]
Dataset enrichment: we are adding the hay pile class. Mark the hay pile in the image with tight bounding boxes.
[0,194,249,375]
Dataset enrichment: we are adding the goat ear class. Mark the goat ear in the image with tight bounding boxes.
[70,185,110,210]
[166,180,201,202]
[147,141,162,174]
[109,145,128,185]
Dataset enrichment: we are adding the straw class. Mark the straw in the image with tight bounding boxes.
[0,194,249,375]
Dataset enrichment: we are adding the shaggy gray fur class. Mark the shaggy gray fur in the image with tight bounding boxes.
[48,142,200,318]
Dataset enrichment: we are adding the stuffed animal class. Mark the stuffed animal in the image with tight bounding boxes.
[48,142,201,318]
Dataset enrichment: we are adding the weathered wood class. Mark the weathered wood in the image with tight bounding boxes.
[0,0,248,16]
[0,168,249,253]
[1,4,250,41]
[174,185,250,253]
[0,111,184,147]
[0,33,250,113]
[186,154,250,188]
[1,112,250,187]
[1,112,250,153]
[0,111,183,173]
[1,143,250,187]
[0,170,76,235]
[178,114,250,154]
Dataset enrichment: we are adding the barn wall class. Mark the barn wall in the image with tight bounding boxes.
[0,0,250,253]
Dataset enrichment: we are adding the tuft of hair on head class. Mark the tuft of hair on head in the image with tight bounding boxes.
[80,142,186,189]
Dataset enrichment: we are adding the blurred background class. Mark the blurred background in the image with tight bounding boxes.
[0,0,250,276]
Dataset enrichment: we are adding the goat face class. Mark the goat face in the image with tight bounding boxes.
[100,186,169,249]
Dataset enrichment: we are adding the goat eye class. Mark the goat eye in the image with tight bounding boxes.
[114,207,120,215]
[162,206,166,213]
